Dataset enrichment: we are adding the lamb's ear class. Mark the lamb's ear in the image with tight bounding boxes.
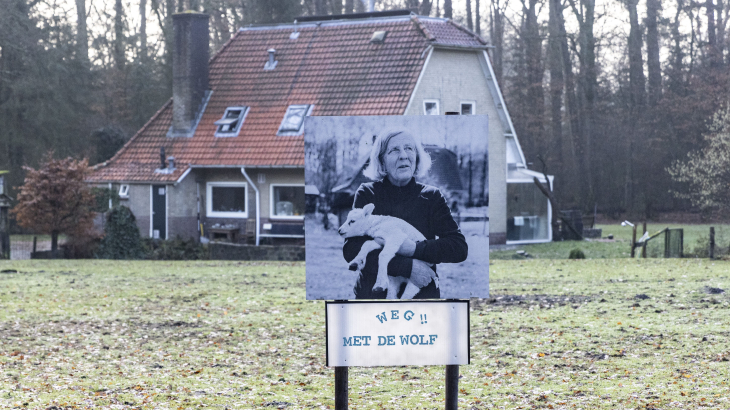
[362,203,375,216]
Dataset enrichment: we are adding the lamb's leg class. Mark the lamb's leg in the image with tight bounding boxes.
[386,276,407,299]
[372,232,406,293]
[400,281,421,300]
[349,240,382,272]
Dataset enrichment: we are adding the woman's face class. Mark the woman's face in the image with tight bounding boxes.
[383,133,417,187]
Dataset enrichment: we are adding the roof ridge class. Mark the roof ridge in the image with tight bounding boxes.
[410,15,436,41]
[446,19,488,45]
[93,98,173,171]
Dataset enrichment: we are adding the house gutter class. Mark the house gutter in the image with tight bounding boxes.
[240,167,260,246]
[431,43,494,52]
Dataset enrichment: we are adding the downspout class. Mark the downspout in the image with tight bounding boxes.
[240,167,260,246]
[108,183,113,210]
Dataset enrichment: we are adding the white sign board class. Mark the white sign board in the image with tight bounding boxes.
[326,301,469,367]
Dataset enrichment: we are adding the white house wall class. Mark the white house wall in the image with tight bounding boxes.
[404,48,508,243]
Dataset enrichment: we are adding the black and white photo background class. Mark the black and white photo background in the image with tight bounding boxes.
[304,116,489,300]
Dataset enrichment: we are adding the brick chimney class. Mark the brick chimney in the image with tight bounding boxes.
[168,12,210,138]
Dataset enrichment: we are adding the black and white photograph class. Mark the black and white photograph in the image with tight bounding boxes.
[305,116,490,300]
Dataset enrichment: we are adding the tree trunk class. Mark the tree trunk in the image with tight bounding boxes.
[646,0,661,106]
[707,0,718,65]
[419,0,433,15]
[668,0,684,94]
[466,0,473,30]
[114,0,125,71]
[140,0,148,61]
[475,0,481,34]
[51,230,59,258]
[523,0,544,162]
[75,0,88,64]
[548,0,564,165]
[626,0,645,211]
[444,0,452,18]
[627,0,645,108]
[573,0,597,206]
[331,0,343,14]
[344,0,354,13]
[490,0,504,85]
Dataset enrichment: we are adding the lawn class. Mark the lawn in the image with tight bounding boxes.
[1,258,729,409]
[490,223,730,260]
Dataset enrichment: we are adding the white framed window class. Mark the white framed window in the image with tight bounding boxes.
[423,100,439,115]
[460,101,475,115]
[277,104,313,135]
[270,184,305,220]
[119,184,130,199]
[206,182,248,218]
[214,106,249,137]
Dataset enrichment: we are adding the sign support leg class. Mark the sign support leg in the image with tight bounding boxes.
[445,364,459,410]
[335,366,348,410]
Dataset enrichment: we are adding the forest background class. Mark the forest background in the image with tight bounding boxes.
[0,0,726,227]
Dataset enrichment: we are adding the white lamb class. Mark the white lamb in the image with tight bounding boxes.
[338,203,438,299]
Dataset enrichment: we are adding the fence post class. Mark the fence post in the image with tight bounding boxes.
[641,222,647,258]
[630,225,637,258]
[710,227,715,259]
[32,236,37,254]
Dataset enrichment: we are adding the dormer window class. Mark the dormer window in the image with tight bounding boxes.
[277,104,313,135]
[214,106,248,137]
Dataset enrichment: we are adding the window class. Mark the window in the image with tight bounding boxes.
[206,182,248,218]
[461,102,475,115]
[214,107,249,137]
[119,184,130,199]
[270,185,305,220]
[277,104,312,135]
[423,100,439,115]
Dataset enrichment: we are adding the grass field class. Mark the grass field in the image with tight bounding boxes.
[1,259,729,409]
[490,224,730,260]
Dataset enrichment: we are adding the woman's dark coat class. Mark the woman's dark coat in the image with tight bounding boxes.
[342,177,468,299]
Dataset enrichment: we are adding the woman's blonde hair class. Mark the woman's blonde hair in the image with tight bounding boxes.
[363,131,431,181]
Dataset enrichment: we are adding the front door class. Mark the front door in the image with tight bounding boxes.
[152,185,167,239]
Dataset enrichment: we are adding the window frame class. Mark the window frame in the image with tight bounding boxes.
[460,101,476,115]
[269,184,305,221]
[206,181,249,218]
[214,106,249,138]
[277,104,313,136]
[423,99,440,115]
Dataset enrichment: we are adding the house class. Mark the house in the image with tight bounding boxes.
[87,10,552,245]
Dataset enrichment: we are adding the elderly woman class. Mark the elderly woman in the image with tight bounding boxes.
[343,130,468,299]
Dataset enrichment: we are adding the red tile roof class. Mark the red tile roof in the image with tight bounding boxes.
[88,15,486,183]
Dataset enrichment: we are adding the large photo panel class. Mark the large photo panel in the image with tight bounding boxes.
[305,116,489,300]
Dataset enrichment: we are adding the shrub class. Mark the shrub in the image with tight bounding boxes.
[569,248,586,259]
[142,236,209,260]
[96,206,145,259]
